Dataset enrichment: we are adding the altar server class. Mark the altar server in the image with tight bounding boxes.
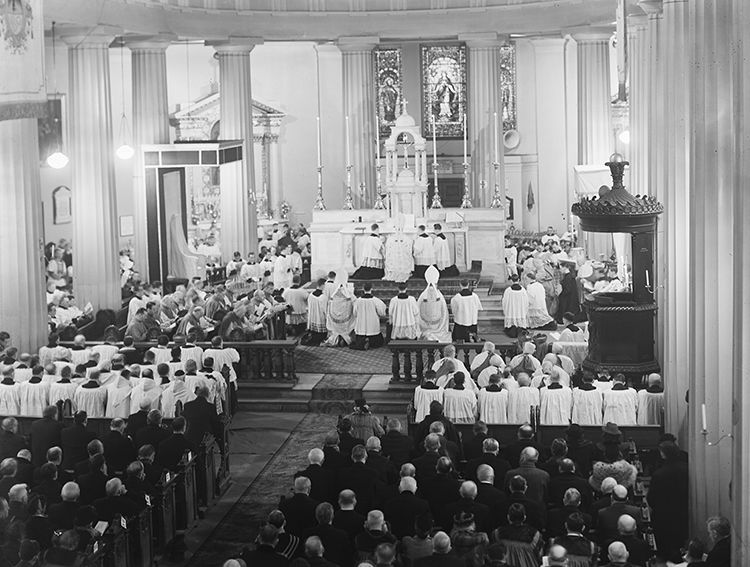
[282,276,309,335]
[69,335,91,367]
[388,282,420,340]
[413,225,437,279]
[507,373,540,424]
[443,373,477,424]
[433,223,459,277]
[602,374,639,425]
[540,373,572,425]
[413,371,444,423]
[351,283,387,350]
[203,337,240,389]
[450,280,483,342]
[74,370,108,418]
[637,373,665,425]
[470,341,501,381]
[558,313,587,343]
[149,336,173,366]
[273,244,294,292]
[240,253,262,284]
[161,371,192,418]
[49,369,79,411]
[19,367,50,417]
[353,224,385,279]
[324,272,355,346]
[572,374,603,426]
[417,266,451,342]
[432,344,470,383]
[502,274,529,337]
[92,332,119,366]
[504,236,518,278]
[478,374,509,424]
[476,355,506,388]
[526,272,557,330]
[105,369,133,419]
[38,334,71,367]
[306,278,329,346]
[0,368,19,416]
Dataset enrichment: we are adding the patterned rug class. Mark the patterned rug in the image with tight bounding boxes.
[186,413,338,567]
[295,344,392,374]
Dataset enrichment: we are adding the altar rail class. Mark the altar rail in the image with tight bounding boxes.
[58,339,298,383]
[388,340,518,383]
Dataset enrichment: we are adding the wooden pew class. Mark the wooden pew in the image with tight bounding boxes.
[175,451,198,531]
[196,438,217,510]
[102,519,129,567]
[126,508,154,567]
[153,471,177,552]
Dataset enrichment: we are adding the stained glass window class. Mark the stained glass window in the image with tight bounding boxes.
[499,42,517,132]
[421,43,467,139]
[375,48,403,138]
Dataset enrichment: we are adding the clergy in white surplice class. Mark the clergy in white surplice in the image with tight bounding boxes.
[38,339,71,368]
[432,344,470,383]
[443,373,478,424]
[352,224,385,280]
[478,374,509,425]
[602,374,639,425]
[572,375,604,426]
[49,372,79,411]
[637,373,665,425]
[507,373,541,424]
[531,362,571,389]
[0,369,19,416]
[450,281,483,342]
[413,225,437,279]
[417,266,452,342]
[502,274,529,336]
[539,374,572,425]
[550,343,576,376]
[508,342,542,375]
[92,342,119,366]
[203,337,241,388]
[476,355,506,389]
[149,339,173,366]
[413,371,444,423]
[69,335,91,367]
[388,282,420,340]
[130,371,162,415]
[272,245,294,292]
[161,371,193,419]
[74,371,108,418]
[351,283,387,350]
[470,342,502,381]
[526,272,556,330]
[306,278,330,345]
[282,277,310,334]
[105,370,133,419]
[325,272,356,346]
[19,370,50,417]
[433,223,460,277]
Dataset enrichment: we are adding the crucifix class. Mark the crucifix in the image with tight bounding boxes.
[401,98,408,115]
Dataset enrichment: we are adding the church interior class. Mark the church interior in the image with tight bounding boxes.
[0,0,748,565]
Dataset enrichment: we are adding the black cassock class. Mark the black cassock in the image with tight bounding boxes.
[556,272,581,322]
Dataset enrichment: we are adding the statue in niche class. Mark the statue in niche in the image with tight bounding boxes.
[379,75,399,124]
[434,71,457,121]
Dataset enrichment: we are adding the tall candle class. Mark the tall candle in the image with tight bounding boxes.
[645,269,650,288]
[493,111,499,163]
[345,115,351,166]
[375,111,380,164]
[432,116,437,162]
[701,403,707,431]
[316,116,322,168]
[463,113,467,164]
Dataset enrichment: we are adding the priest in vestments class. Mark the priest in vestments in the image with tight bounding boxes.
[49,369,79,411]
[19,370,50,417]
[442,373,477,424]
[351,283,387,350]
[74,371,108,418]
[602,375,639,426]
[450,280,483,342]
[470,342,501,381]
[531,362,570,389]
[433,224,459,277]
[413,371,444,423]
[69,336,91,368]
[0,369,19,416]
[352,224,385,279]
[388,282,420,340]
[550,343,576,376]
[417,266,451,342]
[412,225,436,279]
[383,229,413,282]
[558,313,587,343]
[273,245,295,292]
[507,373,540,424]
[105,371,133,419]
[306,278,329,346]
[526,272,557,330]
[432,345,470,385]
[161,372,192,419]
[502,274,529,337]
[478,374,509,425]
[325,272,356,346]
[476,355,505,389]
[637,374,665,425]
[130,372,162,415]
[540,374,572,425]
[508,342,542,375]
[572,375,603,426]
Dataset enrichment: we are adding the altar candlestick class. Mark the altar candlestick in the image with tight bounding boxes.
[493,111,499,164]
[375,111,380,164]
[645,269,650,288]
[462,113,467,164]
[316,116,322,168]
[701,403,707,432]
[432,116,437,163]
[345,115,351,166]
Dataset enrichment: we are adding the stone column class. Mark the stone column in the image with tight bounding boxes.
[63,27,121,312]
[211,38,262,259]
[627,15,649,196]
[339,36,377,208]
[127,36,172,278]
[0,119,47,353]
[573,30,613,165]
[268,133,283,216]
[461,33,503,207]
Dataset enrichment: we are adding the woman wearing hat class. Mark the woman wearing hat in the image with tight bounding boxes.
[344,398,384,441]
[588,422,638,490]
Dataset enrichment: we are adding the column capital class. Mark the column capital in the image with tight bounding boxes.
[208,37,264,54]
[628,14,650,30]
[124,33,176,51]
[459,32,502,48]
[530,37,566,53]
[568,27,614,43]
[59,25,121,48]
[638,0,663,15]
[337,36,379,52]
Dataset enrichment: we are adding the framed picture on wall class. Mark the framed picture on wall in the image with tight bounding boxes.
[52,186,71,225]
[119,215,134,237]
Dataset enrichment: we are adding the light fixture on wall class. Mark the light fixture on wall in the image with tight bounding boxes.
[115,41,134,160]
[46,22,69,169]
[618,129,631,144]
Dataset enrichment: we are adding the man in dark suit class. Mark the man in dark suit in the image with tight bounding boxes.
[74,440,104,477]
[412,434,442,488]
[125,400,151,440]
[337,419,364,459]
[332,489,365,543]
[0,417,27,461]
[503,447,550,505]
[498,475,546,531]
[462,421,489,461]
[240,524,289,567]
[279,476,320,537]
[337,445,379,514]
[705,517,730,567]
[465,438,510,489]
[475,464,508,528]
[503,424,540,468]
[294,448,335,504]
[93,477,141,523]
[134,410,170,454]
[548,458,593,510]
[138,445,164,487]
[413,531,465,567]
[598,485,643,542]
[547,488,593,538]
[302,502,353,567]
[14,449,33,486]
[301,535,339,567]
[156,417,195,472]
[101,419,136,475]
[61,412,97,472]
[647,441,689,562]
[30,406,64,468]
[602,514,651,566]
[182,386,223,451]
[364,437,397,485]
[440,480,491,533]
[379,418,413,468]
[423,456,461,520]
[77,454,108,505]
[32,462,62,504]
[48,481,81,530]
[322,432,348,471]
[383,476,431,538]
[414,401,459,446]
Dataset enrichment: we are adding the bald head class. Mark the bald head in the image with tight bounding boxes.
[308,448,324,465]
[617,514,637,535]
[459,481,477,500]
[608,541,629,562]
[547,544,568,566]
[648,373,662,388]
[433,531,451,554]
[601,477,617,494]
[519,446,539,464]
[305,536,324,558]
[399,477,417,494]
[476,464,494,483]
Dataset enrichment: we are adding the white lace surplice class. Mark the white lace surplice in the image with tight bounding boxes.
[384,236,414,282]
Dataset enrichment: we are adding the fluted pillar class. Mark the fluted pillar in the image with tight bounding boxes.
[0,119,47,353]
[573,31,613,165]
[461,33,503,207]
[212,38,262,260]
[339,37,377,208]
[127,36,172,278]
[627,15,649,196]
[268,133,283,216]
[63,27,121,312]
